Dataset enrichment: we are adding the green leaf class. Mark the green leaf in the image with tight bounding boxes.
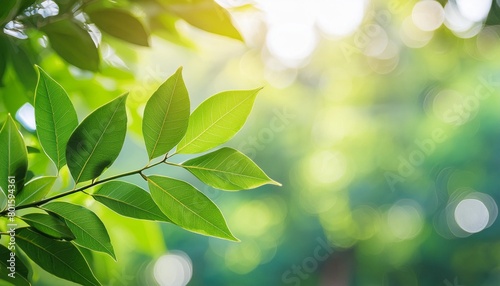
[19,0,35,12]
[42,202,115,259]
[93,181,172,222]
[34,66,79,170]
[166,0,242,41]
[17,228,101,286]
[16,176,56,206]
[41,19,100,71]
[143,67,190,159]
[176,88,261,154]
[181,147,281,190]
[26,146,39,154]
[9,43,37,94]
[147,175,238,241]
[0,114,28,196]
[150,14,195,48]
[0,0,20,26]
[88,8,150,47]
[21,213,75,240]
[0,36,9,87]
[66,94,127,183]
[0,244,31,286]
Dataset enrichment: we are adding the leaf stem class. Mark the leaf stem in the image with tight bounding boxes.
[0,160,166,215]
[165,161,183,168]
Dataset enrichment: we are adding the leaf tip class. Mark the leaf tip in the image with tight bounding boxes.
[271,180,282,187]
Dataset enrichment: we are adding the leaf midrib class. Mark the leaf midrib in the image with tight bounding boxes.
[64,215,113,256]
[177,90,256,153]
[22,216,71,237]
[75,97,123,183]
[43,80,62,168]
[93,194,166,220]
[148,178,232,238]
[17,179,54,206]
[149,72,180,158]
[44,205,114,257]
[17,234,98,285]
[182,164,266,181]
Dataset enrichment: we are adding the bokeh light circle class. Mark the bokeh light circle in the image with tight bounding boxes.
[412,1,445,32]
[154,252,193,286]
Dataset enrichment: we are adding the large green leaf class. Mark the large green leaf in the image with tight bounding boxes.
[147,175,237,241]
[166,0,242,41]
[9,43,37,94]
[176,88,261,154]
[66,94,127,183]
[182,147,281,190]
[21,213,75,240]
[16,176,57,206]
[0,244,31,286]
[93,181,172,222]
[34,66,79,170]
[0,36,9,87]
[0,114,27,196]
[17,228,101,286]
[42,202,115,258]
[88,8,150,46]
[41,19,100,71]
[142,67,190,159]
[0,0,19,26]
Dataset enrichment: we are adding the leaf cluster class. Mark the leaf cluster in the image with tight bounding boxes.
[0,66,279,285]
[0,0,242,94]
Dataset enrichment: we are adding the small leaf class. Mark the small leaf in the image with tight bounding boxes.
[176,88,261,154]
[66,94,127,183]
[34,66,79,170]
[94,181,172,222]
[42,202,115,259]
[166,0,242,40]
[16,176,56,206]
[0,244,31,286]
[17,228,101,286]
[143,67,190,159]
[41,19,100,71]
[0,114,28,196]
[88,8,150,46]
[147,175,237,241]
[182,147,281,190]
[21,213,75,240]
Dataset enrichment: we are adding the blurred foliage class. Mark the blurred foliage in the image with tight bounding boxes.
[0,0,241,115]
[2,0,500,285]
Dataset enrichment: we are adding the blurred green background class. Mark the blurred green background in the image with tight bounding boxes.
[3,0,500,285]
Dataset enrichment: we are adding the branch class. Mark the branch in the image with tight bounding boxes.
[0,159,166,216]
